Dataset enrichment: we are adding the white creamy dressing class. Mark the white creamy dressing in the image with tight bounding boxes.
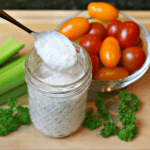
[33,31,85,85]
[34,31,77,72]
[28,31,90,137]
[34,61,85,85]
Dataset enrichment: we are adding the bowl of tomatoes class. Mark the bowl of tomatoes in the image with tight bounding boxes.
[55,3,150,92]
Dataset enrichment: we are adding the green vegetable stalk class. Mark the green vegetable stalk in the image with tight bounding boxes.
[0,54,27,95]
[84,90,140,142]
[0,36,24,66]
[0,83,27,105]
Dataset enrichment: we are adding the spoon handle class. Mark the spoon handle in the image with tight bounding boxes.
[0,9,33,34]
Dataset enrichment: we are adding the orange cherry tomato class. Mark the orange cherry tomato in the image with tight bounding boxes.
[88,2,118,22]
[59,17,90,41]
[89,53,100,76]
[99,36,121,68]
[94,67,129,81]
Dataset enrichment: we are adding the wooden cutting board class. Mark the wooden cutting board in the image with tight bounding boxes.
[0,10,150,149]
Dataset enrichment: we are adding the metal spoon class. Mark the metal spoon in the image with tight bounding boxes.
[0,9,60,40]
[0,9,34,35]
[0,9,80,71]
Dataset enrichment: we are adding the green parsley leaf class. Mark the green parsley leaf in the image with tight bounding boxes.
[119,91,130,102]
[117,124,138,141]
[131,94,140,112]
[84,109,102,130]
[14,105,30,125]
[7,97,18,110]
[100,121,118,137]
[82,90,141,142]
[0,97,30,136]
[118,110,136,126]
[95,93,111,120]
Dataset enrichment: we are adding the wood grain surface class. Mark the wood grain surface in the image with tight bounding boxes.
[0,10,150,149]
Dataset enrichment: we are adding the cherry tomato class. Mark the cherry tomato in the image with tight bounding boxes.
[88,2,118,22]
[117,21,140,49]
[121,47,146,72]
[91,18,110,28]
[79,34,102,55]
[94,67,129,81]
[134,37,143,48]
[88,22,107,40]
[88,53,100,76]
[107,19,122,38]
[59,17,90,41]
[99,36,121,68]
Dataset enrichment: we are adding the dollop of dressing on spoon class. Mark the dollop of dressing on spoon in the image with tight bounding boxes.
[33,31,77,72]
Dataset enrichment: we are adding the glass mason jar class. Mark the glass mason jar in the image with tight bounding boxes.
[25,42,92,138]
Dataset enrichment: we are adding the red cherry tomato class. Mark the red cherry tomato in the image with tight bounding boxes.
[94,67,129,81]
[88,53,99,76]
[79,34,102,55]
[121,47,146,72]
[107,19,122,38]
[117,21,140,49]
[134,37,143,48]
[88,22,107,40]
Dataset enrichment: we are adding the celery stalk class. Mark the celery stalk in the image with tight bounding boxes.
[0,83,27,105]
[1,53,20,68]
[0,54,27,95]
[0,36,24,65]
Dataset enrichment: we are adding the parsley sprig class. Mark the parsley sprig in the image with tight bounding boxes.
[84,109,102,130]
[84,90,140,142]
[0,97,30,136]
[100,121,118,137]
